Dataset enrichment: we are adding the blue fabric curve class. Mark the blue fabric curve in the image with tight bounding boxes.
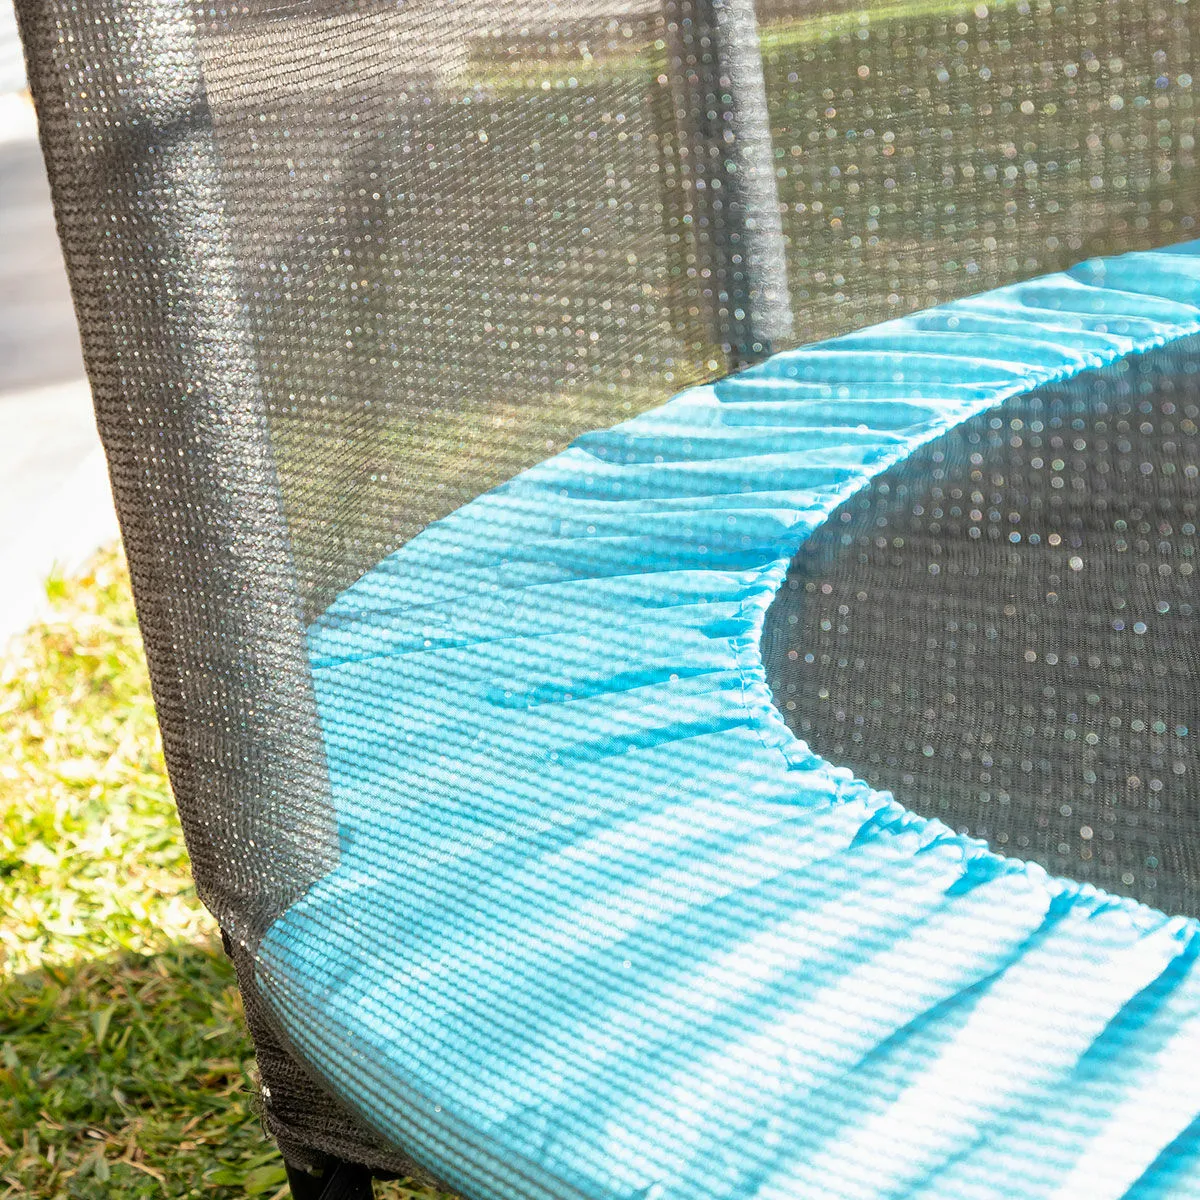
[259,242,1200,1200]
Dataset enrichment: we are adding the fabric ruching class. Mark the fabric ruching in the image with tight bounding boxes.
[258,242,1200,1200]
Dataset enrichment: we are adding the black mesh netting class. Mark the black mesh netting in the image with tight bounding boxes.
[14,0,1200,1179]
[764,337,1200,919]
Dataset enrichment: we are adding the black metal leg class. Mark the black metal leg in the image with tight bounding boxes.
[284,1161,326,1200]
[285,1157,374,1200]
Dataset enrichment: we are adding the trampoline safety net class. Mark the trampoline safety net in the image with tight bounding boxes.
[14,0,1200,1195]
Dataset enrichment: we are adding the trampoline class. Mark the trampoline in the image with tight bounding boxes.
[261,244,1200,1200]
[14,0,1200,1196]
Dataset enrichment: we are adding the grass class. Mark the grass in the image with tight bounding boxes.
[755,0,1012,53]
[462,0,1014,93]
[0,548,454,1199]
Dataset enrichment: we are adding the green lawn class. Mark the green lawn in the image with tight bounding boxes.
[0,549,452,1199]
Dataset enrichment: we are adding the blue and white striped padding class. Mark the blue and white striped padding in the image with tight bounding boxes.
[259,242,1200,1200]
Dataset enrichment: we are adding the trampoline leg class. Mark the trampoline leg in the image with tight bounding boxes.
[285,1156,374,1200]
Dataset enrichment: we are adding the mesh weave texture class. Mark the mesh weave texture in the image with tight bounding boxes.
[15,0,1200,1191]
[767,337,1200,916]
[256,246,1200,1200]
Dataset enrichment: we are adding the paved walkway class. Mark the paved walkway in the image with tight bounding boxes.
[0,83,118,645]
[0,1,24,97]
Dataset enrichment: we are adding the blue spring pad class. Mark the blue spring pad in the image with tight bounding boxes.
[258,243,1200,1200]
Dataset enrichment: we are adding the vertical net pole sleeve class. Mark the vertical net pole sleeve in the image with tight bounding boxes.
[13,0,339,945]
[713,0,793,360]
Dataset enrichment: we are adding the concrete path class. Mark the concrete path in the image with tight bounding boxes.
[0,76,118,645]
[0,0,24,97]
[0,96,86,393]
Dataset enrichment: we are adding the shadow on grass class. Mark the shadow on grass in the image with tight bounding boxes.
[0,940,452,1200]
[0,936,284,1199]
